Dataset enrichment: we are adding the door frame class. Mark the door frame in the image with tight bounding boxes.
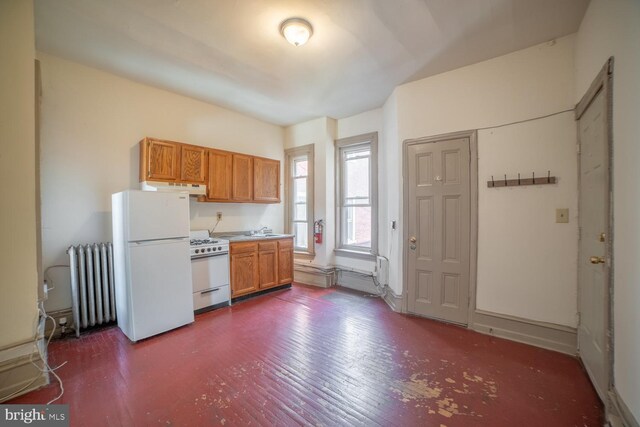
[575,57,615,399]
[401,130,479,325]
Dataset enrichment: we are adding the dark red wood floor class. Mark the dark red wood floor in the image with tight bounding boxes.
[12,284,602,426]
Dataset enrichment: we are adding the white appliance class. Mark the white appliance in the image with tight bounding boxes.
[112,190,194,342]
[141,180,206,196]
[189,230,231,313]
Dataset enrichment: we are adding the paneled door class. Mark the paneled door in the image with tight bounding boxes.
[576,60,612,402]
[406,133,471,325]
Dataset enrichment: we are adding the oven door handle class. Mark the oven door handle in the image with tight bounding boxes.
[201,288,221,295]
[191,252,229,259]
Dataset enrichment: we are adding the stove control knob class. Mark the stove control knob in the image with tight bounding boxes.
[195,249,200,254]
[207,248,212,252]
[212,247,217,251]
[218,246,222,251]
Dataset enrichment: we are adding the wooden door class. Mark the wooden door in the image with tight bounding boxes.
[232,154,253,201]
[577,64,611,401]
[406,134,471,325]
[254,157,280,203]
[258,241,278,289]
[230,242,259,297]
[180,145,206,183]
[277,239,294,285]
[207,149,233,201]
[144,139,179,181]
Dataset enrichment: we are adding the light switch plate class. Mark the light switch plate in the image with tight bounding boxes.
[556,208,569,223]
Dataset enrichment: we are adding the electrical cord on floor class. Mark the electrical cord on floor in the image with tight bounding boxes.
[0,303,66,403]
[36,302,66,405]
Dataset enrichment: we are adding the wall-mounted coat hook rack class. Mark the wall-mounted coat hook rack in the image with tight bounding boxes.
[487,170,557,188]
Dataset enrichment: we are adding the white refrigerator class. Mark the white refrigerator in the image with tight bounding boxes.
[112,190,194,342]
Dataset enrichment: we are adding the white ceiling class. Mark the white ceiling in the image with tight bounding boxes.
[35,0,589,126]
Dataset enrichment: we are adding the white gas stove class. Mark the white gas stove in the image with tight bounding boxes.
[189,230,231,313]
[189,230,229,259]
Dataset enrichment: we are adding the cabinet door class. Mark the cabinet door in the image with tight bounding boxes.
[232,154,253,201]
[180,145,206,184]
[253,158,280,203]
[144,139,179,181]
[277,239,294,285]
[258,241,278,289]
[230,251,259,297]
[207,149,233,201]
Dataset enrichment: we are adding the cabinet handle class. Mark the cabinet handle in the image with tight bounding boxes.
[201,288,220,295]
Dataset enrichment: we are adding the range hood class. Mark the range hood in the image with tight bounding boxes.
[141,181,206,196]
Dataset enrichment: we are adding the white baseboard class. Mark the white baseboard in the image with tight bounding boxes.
[336,270,378,294]
[383,289,403,312]
[0,318,49,402]
[471,309,577,355]
[609,387,639,427]
[293,269,334,288]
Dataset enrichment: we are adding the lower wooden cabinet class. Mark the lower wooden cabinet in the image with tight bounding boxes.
[258,241,278,289]
[277,239,294,285]
[230,242,259,297]
[230,238,294,298]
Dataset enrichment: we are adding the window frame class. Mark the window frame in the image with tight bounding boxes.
[335,132,378,260]
[285,144,315,256]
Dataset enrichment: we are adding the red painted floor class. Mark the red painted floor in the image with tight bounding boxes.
[12,284,602,426]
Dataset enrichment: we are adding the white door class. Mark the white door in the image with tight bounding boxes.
[577,86,610,401]
[128,239,194,341]
[406,134,471,325]
[126,190,190,241]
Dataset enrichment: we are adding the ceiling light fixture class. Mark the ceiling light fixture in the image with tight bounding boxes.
[280,18,313,47]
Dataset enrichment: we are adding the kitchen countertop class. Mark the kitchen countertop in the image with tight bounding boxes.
[213,233,294,243]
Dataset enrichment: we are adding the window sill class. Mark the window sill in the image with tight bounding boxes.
[334,248,377,261]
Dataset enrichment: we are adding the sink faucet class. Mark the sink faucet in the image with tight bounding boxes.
[253,226,270,235]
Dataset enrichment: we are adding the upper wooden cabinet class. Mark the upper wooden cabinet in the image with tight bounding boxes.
[180,145,206,184]
[206,149,233,201]
[140,138,179,181]
[140,136,280,204]
[232,154,253,202]
[254,157,280,203]
[140,137,205,184]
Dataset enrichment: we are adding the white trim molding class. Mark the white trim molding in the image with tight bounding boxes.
[383,288,403,313]
[472,309,577,355]
[0,318,49,402]
[608,387,639,427]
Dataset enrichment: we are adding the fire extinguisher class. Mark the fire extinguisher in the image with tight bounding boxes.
[314,219,324,244]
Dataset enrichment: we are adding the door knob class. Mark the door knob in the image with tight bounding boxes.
[589,256,605,264]
[409,236,417,243]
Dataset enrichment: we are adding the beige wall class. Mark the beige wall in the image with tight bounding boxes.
[390,35,578,326]
[575,0,640,420]
[38,53,285,312]
[0,0,39,347]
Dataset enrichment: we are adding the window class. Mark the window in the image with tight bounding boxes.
[285,145,314,255]
[335,132,378,258]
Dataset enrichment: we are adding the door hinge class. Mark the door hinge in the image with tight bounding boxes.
[576,144,581,154]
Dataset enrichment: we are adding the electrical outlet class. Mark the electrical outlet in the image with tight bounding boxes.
[556,208,569,223]
[216,212,223,221]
